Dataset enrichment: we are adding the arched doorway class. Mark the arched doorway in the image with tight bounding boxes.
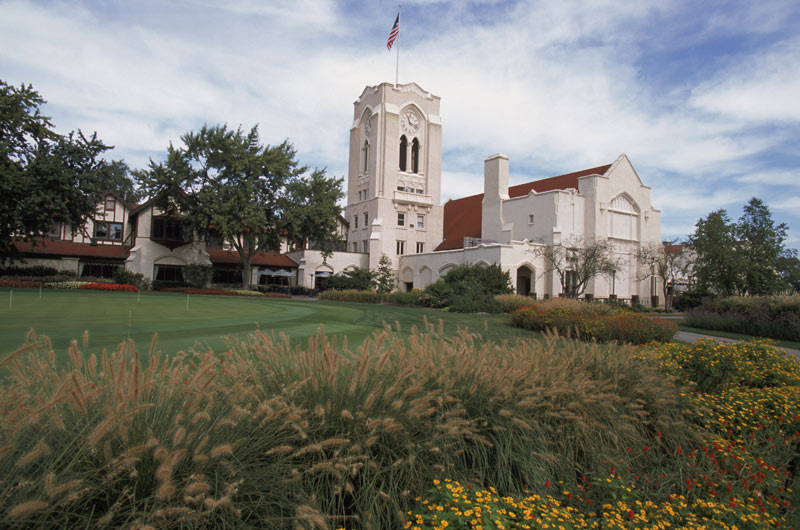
[516,265,534,296]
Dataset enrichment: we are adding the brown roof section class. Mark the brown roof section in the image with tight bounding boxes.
[14,239,131,259]
[436,164,612,251]
[206,249,298,268]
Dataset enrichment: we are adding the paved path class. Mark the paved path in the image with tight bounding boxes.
[675,330,800,359]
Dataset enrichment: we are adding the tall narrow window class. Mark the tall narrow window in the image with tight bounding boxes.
[411,138,420,173]
[396,240,405,255]
[362,141,369,173]
[364,212,368,226]
[416,242,424,253]
[417,215,425,229]
[399,135,408,171]
[397,212,405,226]
[354,215,358,229]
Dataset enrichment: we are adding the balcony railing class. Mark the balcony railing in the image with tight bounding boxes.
[393,190,433,206]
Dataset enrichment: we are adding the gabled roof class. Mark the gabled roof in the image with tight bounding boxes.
[14,239,130,259]
[436,164,612,251]
[206,249,298,268]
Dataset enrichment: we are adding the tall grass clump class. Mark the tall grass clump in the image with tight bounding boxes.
[686,295,800,341]
[1,324,700,528]
[493,294,533,313]
[512,298,677,344]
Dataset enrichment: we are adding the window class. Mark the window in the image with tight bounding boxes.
[528,214,535,225]
[417,215,425,229]
[352,242,359,252]
[397,212,405,227]
[354,215,358,229]
[95,221,123,241]
[151,218,184,240]
[565,271,578,297]
[399,135,408,171]
[358,191,361,201]
[362,240,369,253]
[105,197,116,212]
[411,138,420,173]
[212,266,241,284]
[397,186,405,191]
[396,240,405,255]
[416,189,424,194]
[154,265,184,282]
[81,262,118,279]
[416,242,424,253]
[363,212,368,226]
[362,141,370,174]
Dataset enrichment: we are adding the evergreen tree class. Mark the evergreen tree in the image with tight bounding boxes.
[374,254,396,297]
[736,197,789,295]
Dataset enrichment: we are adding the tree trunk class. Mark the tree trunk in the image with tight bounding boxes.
[241,254,252,289]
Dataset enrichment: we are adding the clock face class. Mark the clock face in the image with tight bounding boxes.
[401,112,420,134]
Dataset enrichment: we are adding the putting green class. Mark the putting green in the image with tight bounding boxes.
[0,289,532,363]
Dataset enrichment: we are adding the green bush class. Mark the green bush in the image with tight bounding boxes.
[686,295,800,341]
[0,265,59,277]
[419,280,454,308]
[152,280,190,291]
[324,267,375,291]
[673,288,711,311]
[0,327,702,529]
[318,289,381,303]
[417,264,513,312]
[387,289,423,306]
[448,291,503,313]
[183,263,213,288]
[113,268,150,290]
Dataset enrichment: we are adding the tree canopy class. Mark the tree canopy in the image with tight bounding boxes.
[137,124,316,287]
[1,80,110,259]
[689,198,795,296]
[280,168,344,256]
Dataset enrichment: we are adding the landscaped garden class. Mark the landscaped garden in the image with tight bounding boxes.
[1,288,799,528]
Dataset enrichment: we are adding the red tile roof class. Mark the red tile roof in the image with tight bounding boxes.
[436,164,612,251]
[206,249,297,268]
[14,239,131,259]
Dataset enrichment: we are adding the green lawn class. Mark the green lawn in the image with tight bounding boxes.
[676,321,800,350]
[0,289,535,363]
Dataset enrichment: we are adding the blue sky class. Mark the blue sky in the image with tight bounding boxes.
[2,0,798,247]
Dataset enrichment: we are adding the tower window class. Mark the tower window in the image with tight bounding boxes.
[411,138,420,173]
[362,141,369,174]
[397,212,405,226]
[416,242,424,253]
[399,135,408,172]
[354,215,358,229]
[417,215,425,229]
[396,240,405,255]
[528,214,535,225]
[364,212,368,226]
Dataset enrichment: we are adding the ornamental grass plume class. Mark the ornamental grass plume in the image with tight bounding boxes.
[1,322,705,528]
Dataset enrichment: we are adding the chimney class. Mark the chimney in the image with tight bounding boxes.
[484,154,509,199]
[481,154,509,242]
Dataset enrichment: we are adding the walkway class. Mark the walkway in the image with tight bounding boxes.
[675,330,800,359]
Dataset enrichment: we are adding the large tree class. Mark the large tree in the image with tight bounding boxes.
[736,197,790,295]
[689,198,794,296]
[99,159,143,204]
[137,124,307,288]
[536,237,619,298]
[637,239,693,309]
[280,168,344,256]
[1,80,110,259]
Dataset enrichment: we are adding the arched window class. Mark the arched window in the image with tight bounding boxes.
[362,141,369,173]
[399,135,407,171]
[411,138,420,173]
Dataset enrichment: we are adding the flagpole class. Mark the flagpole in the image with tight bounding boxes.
[395,5,401,87]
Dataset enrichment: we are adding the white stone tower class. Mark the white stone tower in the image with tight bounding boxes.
[344,83,444,272]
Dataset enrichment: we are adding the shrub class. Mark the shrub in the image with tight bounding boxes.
[448,291,503,313]
[324,267,375,291]
[494,293,535,313]
[0,265,59,277]
[0,327,702,529]
[686,295,800,341]
[387,289,423,306]
[672,288,712,311]
[290,285,310,296]
[113,268,150,290]
[318,289,381,303]
[0,278,43,288]
[419,280,453,308]
[512,301,677,344]
[79,282,139,292]
[152,280,190,291]
[183,263,213,288]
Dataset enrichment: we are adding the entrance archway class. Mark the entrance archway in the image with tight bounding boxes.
[516,265,534,296]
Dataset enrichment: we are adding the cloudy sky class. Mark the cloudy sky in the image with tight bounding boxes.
[2,0,799,246]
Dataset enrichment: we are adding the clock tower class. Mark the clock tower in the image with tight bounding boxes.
[344,83,444,271]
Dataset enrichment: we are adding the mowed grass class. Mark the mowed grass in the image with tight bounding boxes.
[0,289,533,362]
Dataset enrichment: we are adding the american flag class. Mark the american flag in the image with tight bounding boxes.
[386,13,399,50]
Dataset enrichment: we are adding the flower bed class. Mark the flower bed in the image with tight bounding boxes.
[160,287,290,298]
[78,282,139,292]
[0,278,44,288]
[511,301,677,344]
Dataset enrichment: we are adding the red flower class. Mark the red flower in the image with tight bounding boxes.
[545,480,551,488]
